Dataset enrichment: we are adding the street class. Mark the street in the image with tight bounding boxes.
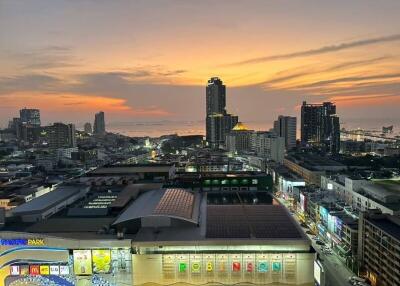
[276,197,353,286]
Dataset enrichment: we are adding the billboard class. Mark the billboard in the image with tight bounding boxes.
[314,260,322,285]
[300,193,307,212]
[73,250,93,275]
[92,249,111,274]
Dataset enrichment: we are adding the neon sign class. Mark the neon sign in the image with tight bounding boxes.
[0,238,45,246]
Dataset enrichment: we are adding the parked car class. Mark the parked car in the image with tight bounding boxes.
[316,240,325,246]
[348,276,368,285]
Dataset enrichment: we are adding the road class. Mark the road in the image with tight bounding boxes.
[307,233,353,286]
[276,197,353,286]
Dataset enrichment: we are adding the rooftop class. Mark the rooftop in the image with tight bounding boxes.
[113,188,200,226]
[206,205,304,239]
[232,122,249,131]
[89,163,174,176]
[368,216,400,241]
[12,185,85,215]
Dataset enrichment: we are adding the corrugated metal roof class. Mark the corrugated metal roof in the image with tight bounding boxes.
[12,186,82,215]
[113,188,199,225]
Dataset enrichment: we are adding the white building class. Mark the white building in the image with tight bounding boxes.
[321,175,400,215]
[252,132,285,163]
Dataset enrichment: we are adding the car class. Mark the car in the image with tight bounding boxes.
[348,276,367,284]
[306,230,313,235]
[316,240,325,246]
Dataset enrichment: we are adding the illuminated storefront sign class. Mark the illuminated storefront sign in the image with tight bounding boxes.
[92,249,111,274]
[0,238,45,246]
[60,265,70,275]
[206,261,213,272]
[29,265,40,275]
[258,261,268,272]
[246,262,253,272]
[73,250,93,275]
[232,262,241,272]
[40,265,50,275]
[178,262,187,273]
[10,265,20,276]
[272,262,281,272]
[191,262,201,273]
[50,265,60,275]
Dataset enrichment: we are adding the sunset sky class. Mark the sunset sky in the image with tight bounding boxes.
[1,0,400,131]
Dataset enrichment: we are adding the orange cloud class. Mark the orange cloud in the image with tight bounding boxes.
[0,92,172,117]
[329,94,400,107]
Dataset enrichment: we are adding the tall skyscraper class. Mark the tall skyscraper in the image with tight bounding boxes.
[206,77,226,115]
[45,123,76,149]
[273,115,297,150]
[84,122,92,134]
[300,101,340,153]
[93,111,106,135]
[19,108,41,127]
[205,77,238,149]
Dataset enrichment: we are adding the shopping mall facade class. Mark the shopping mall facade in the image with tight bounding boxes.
[1,186,316,286]
[0,233,315,286]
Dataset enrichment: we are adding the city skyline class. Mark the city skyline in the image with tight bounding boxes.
[1,0,400,128]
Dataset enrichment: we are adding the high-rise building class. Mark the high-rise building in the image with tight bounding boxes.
[93,111,106,135]
[206,77,226,115]
[205,77,239,149]
[207,113,238,148]
[19,108,41,127]
[273,115,297,150]
[329,114,341,154]
[45,123,76,149]
[300,101,340,153]
[84,122,92,134]
[358,210,400,286]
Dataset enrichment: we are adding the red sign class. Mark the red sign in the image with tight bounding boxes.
[232,262,241,272]
[29,265,40,275]
[246,262,253,272]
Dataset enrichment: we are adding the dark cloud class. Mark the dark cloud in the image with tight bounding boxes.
[0,74,62,94]
[296,73,400,89]
[160,69,187,76]
[262,56,392,86]
[225,34,400,66]
[5,45,78,70]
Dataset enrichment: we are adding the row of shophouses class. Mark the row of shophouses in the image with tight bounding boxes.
[269,164,400,284]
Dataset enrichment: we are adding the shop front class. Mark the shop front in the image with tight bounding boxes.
[0,233,132,286]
